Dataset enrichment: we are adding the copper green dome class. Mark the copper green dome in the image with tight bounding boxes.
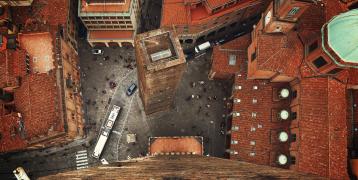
[326,9,358,64]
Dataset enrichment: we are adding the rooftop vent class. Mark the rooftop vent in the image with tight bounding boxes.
[278,110,290,120]
[278,131,288,142]
[150,49,172,62]
[277,154,288,165]
[279,88,290,99]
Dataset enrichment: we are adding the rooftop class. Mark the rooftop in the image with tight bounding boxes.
[161,0,264,26]
[135,29,185,71]
[149,137,203,155]
[18,32,55,73]
[326,9,358,64]
[210,33,250,79]
[79,0,131,13]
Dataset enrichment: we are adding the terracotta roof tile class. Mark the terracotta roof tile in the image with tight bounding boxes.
[211,34,251,79]
[14,73,63,140]
[161,0,265,26]
[256,32,303,77]
[297,78,348,179]
[149,137,203,155]
[0,113,27,152]
[12,0,68,27]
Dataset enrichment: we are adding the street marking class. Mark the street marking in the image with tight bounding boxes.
[112,130,121,135]
[77,162,89,167]
[76,150,89,170]
[76,156,87,160]
[76,159,88,163]
[77,166,89,170]
[77,150,87,154]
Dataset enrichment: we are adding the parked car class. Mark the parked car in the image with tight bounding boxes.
[92,49,104,55]
[126,83,137,96]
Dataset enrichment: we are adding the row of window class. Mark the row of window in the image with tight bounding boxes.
[308,41,343,75]
[81,16,130,20]
[87,25,133,29]
[83,20,133,25]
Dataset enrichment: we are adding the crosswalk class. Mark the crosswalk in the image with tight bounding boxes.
[76,149,89,170]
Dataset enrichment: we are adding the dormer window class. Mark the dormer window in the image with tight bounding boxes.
[307,41,318,55]
[312,56,327,69]
[286,7,300,18]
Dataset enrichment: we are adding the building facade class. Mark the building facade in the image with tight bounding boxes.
[0,0,84,153]
[135,29,186,115]
[161,0,269,50]
[78,0,141,47]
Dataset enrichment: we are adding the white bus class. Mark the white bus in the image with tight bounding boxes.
[92,105,121,159]
[13,167,30,180]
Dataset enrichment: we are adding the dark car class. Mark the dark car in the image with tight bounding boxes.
[126,83,137,96]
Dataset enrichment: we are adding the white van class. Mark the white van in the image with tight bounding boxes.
[195,41,211,53]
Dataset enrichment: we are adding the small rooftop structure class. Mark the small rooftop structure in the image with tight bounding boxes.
[136,29,185,72]
[149,136,203,156]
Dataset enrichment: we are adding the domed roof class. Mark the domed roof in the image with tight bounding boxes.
[327,9,358,64]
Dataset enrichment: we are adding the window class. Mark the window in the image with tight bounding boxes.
[287,7,300,17]
[292,90,297,99]
[184,39,193,44]
[312,56,327,68]
[291,112,297,120]
[251,49,257,61]
[179,39,183,44]
[229,54,237,66]
[308,41,318,54]
[290,156,296,164]
[291,134,297,142]
[327,68,343,75]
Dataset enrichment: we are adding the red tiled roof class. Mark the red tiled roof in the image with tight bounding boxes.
[14,73,63,140]
[211,33,251,79]
[0,113,27,152]
[149,137,203,155]
[206,0,233,8]
[0,49,27,88]
[12,0,68,26]
[88,30,134,40]
[161,0,264,26]
[297,77,348,179]
[230,72,291,166]
[256,32,303,77]
[80,0,131,13]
